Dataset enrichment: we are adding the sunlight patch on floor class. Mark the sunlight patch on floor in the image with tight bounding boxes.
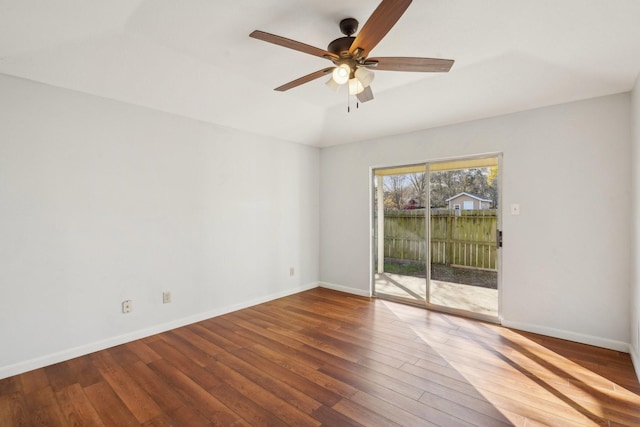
[381,300,640,426]
[375,272,498,317]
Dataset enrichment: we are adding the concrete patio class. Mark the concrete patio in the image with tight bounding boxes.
[374,272,498,317]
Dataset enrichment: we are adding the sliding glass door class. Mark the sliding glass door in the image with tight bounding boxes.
[373,155,501,322]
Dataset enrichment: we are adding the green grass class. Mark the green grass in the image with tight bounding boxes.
[382,261,426,276]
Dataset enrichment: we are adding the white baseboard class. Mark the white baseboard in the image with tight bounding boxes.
[0,282,319,380]
[630,344,640,382]
[501,319,630,353]
[319,282,372,297]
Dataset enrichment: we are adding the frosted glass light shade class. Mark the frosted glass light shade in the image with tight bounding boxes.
[332,64,350,85]
[348,78,364,95]
[355,66,374,87]
[325,77,340,91]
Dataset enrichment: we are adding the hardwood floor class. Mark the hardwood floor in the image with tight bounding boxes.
[1,288,639,426]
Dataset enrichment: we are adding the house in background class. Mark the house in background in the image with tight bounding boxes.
[446,192,492,210]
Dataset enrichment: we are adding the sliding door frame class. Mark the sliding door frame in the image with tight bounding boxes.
[370,153,503,324]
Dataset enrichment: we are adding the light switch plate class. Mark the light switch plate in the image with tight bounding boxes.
[511,204,520,215]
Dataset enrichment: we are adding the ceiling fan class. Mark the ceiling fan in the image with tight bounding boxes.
[249,0,454,103]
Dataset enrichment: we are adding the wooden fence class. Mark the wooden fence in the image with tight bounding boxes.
[378,209,498,270]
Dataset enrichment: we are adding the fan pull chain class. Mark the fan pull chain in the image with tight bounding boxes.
[347,87,350,113]
[346,91,361,113]
[347,99,361,113]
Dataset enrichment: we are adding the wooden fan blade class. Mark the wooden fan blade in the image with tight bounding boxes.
[250,30,338,60]
[275,67,334,92]
[367,57,454,72]
[349,0,412,57]
[357,86,374,103]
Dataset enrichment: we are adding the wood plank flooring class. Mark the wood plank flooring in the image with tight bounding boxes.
[1,288,639,426]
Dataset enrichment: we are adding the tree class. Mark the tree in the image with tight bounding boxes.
[383,175,406,210]
[486,167,499,207]
[429,170,462,207]
[430,168,498,208]
[407,173,427,207]
[381,167,499,210]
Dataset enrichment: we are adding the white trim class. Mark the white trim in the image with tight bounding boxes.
[631,344,640,382]
[502,319,630,353]
[0,282,319,380]
[319,282,372,297]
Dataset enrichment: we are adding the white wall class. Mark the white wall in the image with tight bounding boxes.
[632,75,640,375]
[320,93,631,351]
[0,74,320,378]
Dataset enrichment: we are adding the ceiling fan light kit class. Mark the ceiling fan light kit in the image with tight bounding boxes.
[249,0,454,107]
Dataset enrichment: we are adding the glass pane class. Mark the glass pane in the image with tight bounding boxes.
[428,159,499,317]
[373,166,427,303]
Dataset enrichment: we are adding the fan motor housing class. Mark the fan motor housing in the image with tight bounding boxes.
[328,37,355,56]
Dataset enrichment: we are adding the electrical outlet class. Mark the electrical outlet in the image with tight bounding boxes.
[290,267,295,277]
[163,291,171,304]
[122,300,132,314]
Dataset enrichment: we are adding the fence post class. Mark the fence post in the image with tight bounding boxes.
[446,211,453,266]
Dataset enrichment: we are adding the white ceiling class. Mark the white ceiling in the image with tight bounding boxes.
[1,0,639,147]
